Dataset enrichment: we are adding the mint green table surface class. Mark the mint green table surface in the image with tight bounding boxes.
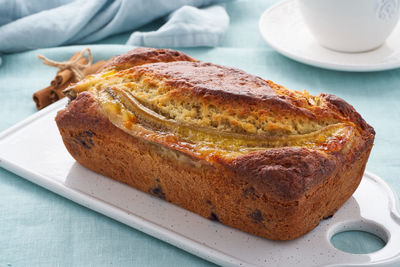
[1,0,399,266]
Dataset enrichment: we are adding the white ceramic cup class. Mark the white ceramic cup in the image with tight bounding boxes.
[298,0,400,52]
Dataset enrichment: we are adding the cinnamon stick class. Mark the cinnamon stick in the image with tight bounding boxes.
[33,85,54,110]
[49,82,71,102]
[33,49,109,110]
[83,60,107,75]
[51,54,88,87]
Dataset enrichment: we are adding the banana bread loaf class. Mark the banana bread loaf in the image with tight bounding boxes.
[55,48,375,240]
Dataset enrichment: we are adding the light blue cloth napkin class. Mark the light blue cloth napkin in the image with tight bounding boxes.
[0,0,230,55]
[128,5,229,47]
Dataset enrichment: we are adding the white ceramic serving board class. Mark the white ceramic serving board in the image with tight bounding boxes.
[258,0,400,72]
[0,99,400,267]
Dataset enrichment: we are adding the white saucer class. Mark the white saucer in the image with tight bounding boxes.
[258,0,400,72]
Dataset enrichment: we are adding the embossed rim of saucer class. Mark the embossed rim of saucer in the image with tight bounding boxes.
[258,0,400,72]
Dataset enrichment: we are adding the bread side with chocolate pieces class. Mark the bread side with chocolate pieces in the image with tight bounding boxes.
[56,48,375,240]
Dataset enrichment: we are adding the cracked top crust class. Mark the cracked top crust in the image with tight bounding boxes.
[60,47,375,202]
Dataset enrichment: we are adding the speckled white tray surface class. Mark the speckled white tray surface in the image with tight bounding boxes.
[1,99,400,267]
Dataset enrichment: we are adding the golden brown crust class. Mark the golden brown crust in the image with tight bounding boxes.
[228,148,337,201]
[321,93,375,135]
[222,93,375,202]
[101,47,197,71]
[56,48,375,240]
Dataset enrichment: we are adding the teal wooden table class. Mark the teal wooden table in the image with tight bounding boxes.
[1,0,399,266]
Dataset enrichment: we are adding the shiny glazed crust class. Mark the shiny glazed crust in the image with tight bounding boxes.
[56,48,375,240]
[100,47,197,71]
